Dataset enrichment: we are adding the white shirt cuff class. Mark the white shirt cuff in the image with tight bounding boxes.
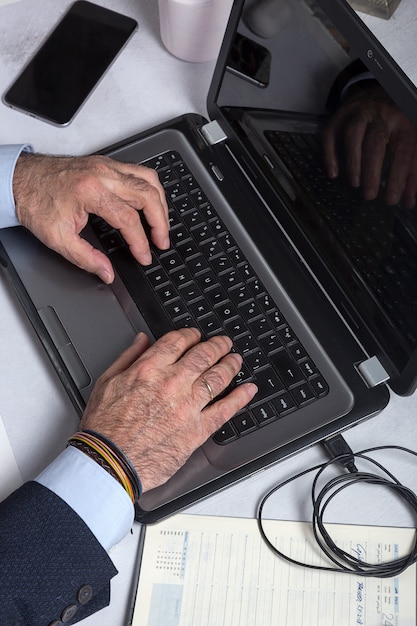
[35,446,135,552]
[340,71,375,102]
[0,144,34,228]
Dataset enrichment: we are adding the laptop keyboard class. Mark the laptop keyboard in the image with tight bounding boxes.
[90,149,329,445]
[265,129,417,347]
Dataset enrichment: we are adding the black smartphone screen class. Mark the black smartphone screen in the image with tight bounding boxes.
[227,32,271,88]
[3,1,137,125]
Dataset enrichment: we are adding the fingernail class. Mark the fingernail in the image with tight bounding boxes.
[142,251,152,265]
[163,236,170,249]
[98,269,113,284]
[247,383,258,398]
[363,187,376,201]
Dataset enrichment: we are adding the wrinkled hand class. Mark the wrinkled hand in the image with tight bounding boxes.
[80,328,258,492]
[13,153,169,283]
[322,84,417,208]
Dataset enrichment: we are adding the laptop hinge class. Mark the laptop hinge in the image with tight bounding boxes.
[201,120,228,145]
[356,356,390,388]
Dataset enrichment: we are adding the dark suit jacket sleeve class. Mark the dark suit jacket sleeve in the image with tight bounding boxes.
[326,59,377,111]
[0,480,118,625]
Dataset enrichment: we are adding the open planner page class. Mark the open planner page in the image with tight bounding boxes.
[131,514,416,626]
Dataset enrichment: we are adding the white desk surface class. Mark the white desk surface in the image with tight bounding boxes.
[1,2,417,625]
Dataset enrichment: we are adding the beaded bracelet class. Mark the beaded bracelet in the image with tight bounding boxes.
[67,430,142,503]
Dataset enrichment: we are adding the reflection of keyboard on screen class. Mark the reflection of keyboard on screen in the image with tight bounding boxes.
[90,150,329,445]
[265,129,417,347]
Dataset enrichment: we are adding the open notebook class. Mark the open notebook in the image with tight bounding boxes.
[130,513,416,626]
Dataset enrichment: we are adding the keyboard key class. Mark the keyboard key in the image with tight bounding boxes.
[214,302,240,324]
[270,350,305,387]
[310,375,329,397]
[228,247,246,266]
[177,239,200,259]
[196,269,219,291]
[165,151,182,165]
[157,285,177,303]
[289,342,308,362]
[239,300,263,320]
[173,195,195,213]
[164,299,189,320]
[146,267,170,289]
[291,383,316,405]
[213,421,237,444]
[100,231,124,253]
[268,309,287,328]
[219,232,236,250]
[235,363,253,384]
[271,392,297,416]
[229,284,252,306]
[173,314,194,329]
[300,360,318,378]
[145,154,167,170]
[166,182,184,201]
[183,210,205,230]
[179,284,201,302]
[160,250,184,273]
[225,319,247,338]
[221,270,243,289]
[201,204,216,220]
[259,332,283,354]
[191,188,209,206]
[255,367,285,400]
[246,350,269,372]
[170,226,190,246]
[182,175,200,193]
[205,285,228,307]
[232,412,257,435]
[249,278,264,297]
[252,402,276,424]
[199,313,222,336]
[189,299,214,319]
[187,254,210,275]
[171,267,194,287]
[257,293,274,312]
[158,167,177,186]
[210,255,234,274]
[234,333,258,355]
[279,326,297,345]
[200,238,223,258]
[249,315,274,337]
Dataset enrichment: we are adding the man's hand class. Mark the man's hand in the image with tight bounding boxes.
[323,84,417,208]
[80,328,258,492]
[13,153,169,283]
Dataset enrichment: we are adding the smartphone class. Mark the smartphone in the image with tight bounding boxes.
[3,1,138,126]
[226,32,271,88]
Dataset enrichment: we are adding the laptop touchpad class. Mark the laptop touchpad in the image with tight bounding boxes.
[38,306,91,390]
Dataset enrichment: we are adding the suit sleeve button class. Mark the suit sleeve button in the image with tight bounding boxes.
[61,604,78,622]
[48,621,62,626]
[77,584,93,605]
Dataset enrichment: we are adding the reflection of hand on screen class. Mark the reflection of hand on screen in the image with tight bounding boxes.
[323,82,417,208]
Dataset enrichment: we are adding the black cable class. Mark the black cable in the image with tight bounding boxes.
[257,436,417,577]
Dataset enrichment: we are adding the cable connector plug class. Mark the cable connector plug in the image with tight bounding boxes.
[323,434,358,473]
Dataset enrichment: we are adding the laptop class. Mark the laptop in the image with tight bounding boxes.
[1,0,416,523]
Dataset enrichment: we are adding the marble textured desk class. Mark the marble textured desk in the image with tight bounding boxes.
[1,2,417,625]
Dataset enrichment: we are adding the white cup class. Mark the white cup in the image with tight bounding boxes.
[158,0,234,63]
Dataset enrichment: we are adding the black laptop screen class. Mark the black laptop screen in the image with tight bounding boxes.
[211,0,417,393]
